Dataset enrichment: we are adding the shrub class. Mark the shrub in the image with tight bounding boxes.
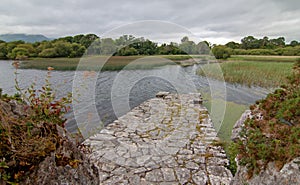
[212,45,231,59]
[233,61,300,178]
[232,49,250,55]
[275,46,300,56]
[0,69,72,183]
[7,47,30,59]
[247,49,277,55]
[38,48,58,58]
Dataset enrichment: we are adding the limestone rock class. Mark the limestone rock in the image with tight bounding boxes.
[231,157,300,185]
[0,99,99,185]
[85,93,233,184]
[155,91,170,98]
[231,110,251,141]
[231,110,300,185]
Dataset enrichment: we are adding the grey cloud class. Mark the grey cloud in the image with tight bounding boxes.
[0,0,299,44]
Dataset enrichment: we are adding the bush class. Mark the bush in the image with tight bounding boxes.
[231,49,249,55]
[212,45,231,59]
[7,47,30,59]
[231,47,300,56]
[0,70,72,183]
[247,49,277,55]
[233,61,300,178]
[117,46,138,56]
[0,43,8,59]
[275,46,300,56]
[38,48,58,58]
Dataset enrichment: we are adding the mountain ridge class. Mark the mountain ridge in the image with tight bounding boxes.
[0,33,51,43]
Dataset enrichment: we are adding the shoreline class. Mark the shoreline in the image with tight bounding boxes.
[14,55,209,71]
[9,54,298,71]
[228,55,299,62]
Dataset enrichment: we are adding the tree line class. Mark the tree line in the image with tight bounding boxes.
[1,34,299,60]
[213,36,300,59]
[0,34,210,60]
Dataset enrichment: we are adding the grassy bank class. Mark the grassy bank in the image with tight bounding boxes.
[229,55,300,62]
[21,56,171,71]
[230,61,300,177]
[19,55,208,71]
[198,61,294,88]
[202,94,248,143]
[202,93,248,174]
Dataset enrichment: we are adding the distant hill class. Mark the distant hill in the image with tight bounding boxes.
[0,34,51,43]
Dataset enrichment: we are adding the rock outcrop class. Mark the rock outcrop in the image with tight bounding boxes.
[230,110,300,185]
[23,125,100,185]
[85,93,233,184]
[231,110,251,142]
[231,157,300,185]
[0,99,99,185]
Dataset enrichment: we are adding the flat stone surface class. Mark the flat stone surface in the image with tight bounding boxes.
[85,93,232,184]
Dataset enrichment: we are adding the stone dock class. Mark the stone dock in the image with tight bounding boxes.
[85,92,233,184]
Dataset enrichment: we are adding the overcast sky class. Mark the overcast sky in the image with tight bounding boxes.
[0,0,300,44]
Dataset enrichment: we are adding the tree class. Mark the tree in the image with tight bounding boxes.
[7,47,29,59]
[290,40,299,47]
[259,36,270,48]
[241,36,260,49]
[80,34,99,48]
[70,43,86,57]
[181,36,189,43]
[36,41,53,53]
[73,34,84,43]
[197,41,210,54]
[55,36,73,43]
[6,41,25,54]
[117,46,138,56]
[179,36,198,54]
[127,39,157,55]
[212,45,231,59]
[270,37,285,48]
[17,43,37,57]
[179,41,197,54]
[38,48,58,58]
[100,38,116,55]
[53,41,72,57]
[139,40,157,55]
[225,41,240,49]
[156,43,184,55]
[86,38,101,55]
[0,43,8,59]
[115,35,136,48]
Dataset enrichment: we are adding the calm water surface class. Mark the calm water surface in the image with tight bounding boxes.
[0,60,270,136]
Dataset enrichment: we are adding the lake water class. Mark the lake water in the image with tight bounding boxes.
[0,60,270,138]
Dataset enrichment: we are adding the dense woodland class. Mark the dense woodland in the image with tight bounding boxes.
[213,36,300,59]
[0,34,210,60]
[0,34,299,60]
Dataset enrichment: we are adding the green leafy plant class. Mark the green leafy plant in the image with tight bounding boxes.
[0,66,72,183]
[233,61,300,178]
[14,67,72,127]
[212,45,231,59]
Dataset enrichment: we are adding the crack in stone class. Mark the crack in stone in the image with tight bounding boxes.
[84,93,233,184]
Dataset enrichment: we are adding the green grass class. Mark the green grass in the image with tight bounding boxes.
[21,56,170,71]
[229,55,300,62]
[198,61,293,88]
[19,55,209,71]
[231,62,300,177]
[202,93,248,143]
[202,93,248,175]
